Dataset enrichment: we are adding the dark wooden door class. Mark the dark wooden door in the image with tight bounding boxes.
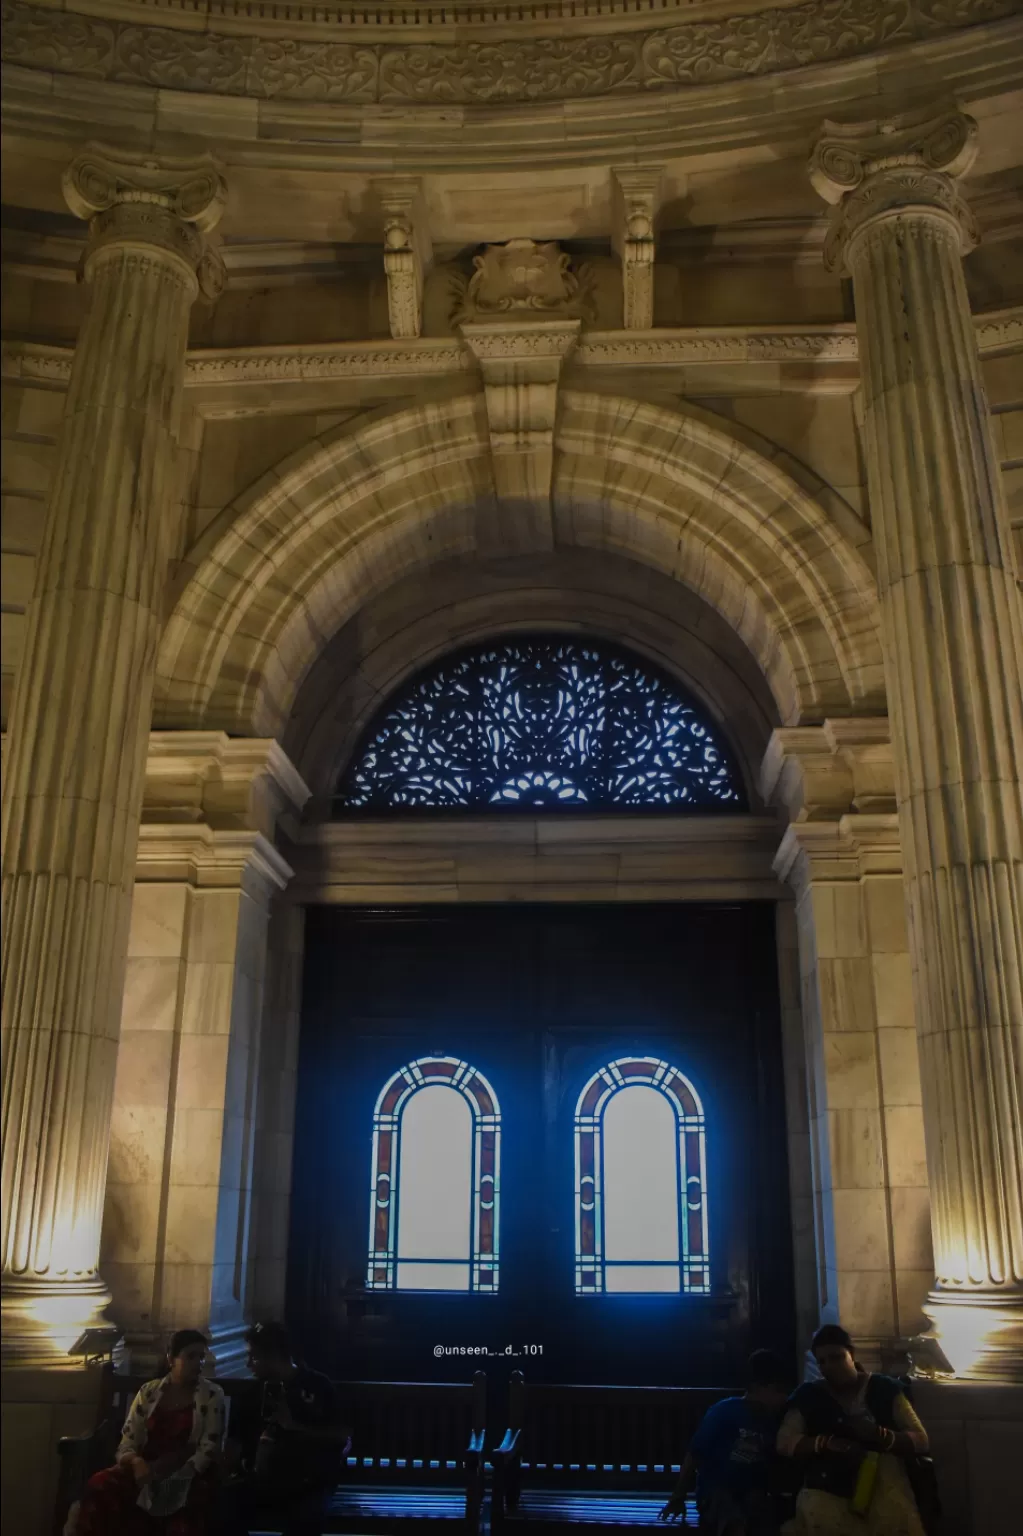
[289,903,794,1389]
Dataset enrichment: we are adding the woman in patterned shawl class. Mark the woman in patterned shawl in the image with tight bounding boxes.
[72,1329,225,1535]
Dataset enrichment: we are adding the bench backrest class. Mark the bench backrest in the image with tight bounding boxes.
[508,1377,731,1483]
[338,1377,486,1472]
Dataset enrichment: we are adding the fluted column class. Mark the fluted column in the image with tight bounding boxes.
[1,146,225,1365]
[811,106,1023,1379]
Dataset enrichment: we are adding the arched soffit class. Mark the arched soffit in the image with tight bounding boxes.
[282,548,780,814]
[154,390,886,737]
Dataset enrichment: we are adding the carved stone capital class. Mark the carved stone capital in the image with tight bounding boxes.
[612,167,663,330]
[63,143,227,293]
[809,105,980,272]
[375,177,432,340]
[143,731,310,842]
[760,719,895,822]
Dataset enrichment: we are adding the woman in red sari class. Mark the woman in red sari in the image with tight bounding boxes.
[72,1329,225,1536]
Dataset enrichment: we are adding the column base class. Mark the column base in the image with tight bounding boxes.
[207,1320,254,1378]
[921,1289,1023,1382]
[0,1276,116,1368]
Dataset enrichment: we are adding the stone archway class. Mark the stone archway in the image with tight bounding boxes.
[117,384,906,1382]
[154,389,886,740]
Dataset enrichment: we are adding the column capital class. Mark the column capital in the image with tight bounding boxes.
[142,731,311,841]
[63,143,227,297]
[759,719,895,823]
[809,104,980,272]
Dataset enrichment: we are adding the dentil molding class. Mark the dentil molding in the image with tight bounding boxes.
[2,0,1018,109]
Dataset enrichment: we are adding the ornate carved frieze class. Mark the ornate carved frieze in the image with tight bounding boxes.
[2,1,1017,109]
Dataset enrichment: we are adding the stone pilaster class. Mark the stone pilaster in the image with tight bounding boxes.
[0,147,225,1365]
[102,734,308,1375]
[811,105,1023,1379]
[764,723,932,1369]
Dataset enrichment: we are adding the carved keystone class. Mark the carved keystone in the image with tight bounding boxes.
[460,318,580,554]
[612,167,663,330]
[374,178,432,340]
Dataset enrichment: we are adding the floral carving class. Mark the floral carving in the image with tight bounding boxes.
[378,37,641,103]
[248,41,378,101]
[2,0,1016,107]
[0,2,114,77]
[113,26,248,94]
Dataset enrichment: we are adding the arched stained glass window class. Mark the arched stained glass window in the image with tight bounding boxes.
[574,1057,709,1296]
[335,637,745,811]
[367,1056,500,1292]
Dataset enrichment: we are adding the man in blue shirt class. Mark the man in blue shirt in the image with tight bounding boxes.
[659,1350,792,1534]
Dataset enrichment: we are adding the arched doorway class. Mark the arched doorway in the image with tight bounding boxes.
[288,635,791,1385]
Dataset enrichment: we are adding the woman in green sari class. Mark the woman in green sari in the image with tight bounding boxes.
[777,1326,930,1536]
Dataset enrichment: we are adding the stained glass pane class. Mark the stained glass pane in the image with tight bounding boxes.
[574,1057,709,1296]
[396,1087,472,1289]
[603,1087,680,1285]
[367,1056,501,1293]
[335,637,744,812]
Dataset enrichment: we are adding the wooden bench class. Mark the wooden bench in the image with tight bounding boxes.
[54,1368,486,1536]
[491,1373,728,1534]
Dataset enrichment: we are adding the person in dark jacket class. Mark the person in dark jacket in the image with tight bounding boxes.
[776,1325,929,1535]
[220,1321,351,1536]
[659,1349,794,1534]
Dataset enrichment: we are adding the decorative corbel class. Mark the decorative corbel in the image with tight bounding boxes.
[375,178,432,339]
[612,167,663,330]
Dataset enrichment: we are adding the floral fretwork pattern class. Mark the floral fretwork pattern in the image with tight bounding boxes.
[335,637,744,811]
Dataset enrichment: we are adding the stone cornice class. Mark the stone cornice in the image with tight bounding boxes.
[1,0,1017,111]
[4,309,1019,409]
[135,823,295,898]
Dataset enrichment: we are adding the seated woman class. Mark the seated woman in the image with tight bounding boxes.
[73,1328,225,1536]
[776,1325,930,1536]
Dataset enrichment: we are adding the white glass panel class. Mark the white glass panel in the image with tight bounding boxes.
[396,1085,472,1288]
[396,1262,471,1292]
[606,1264,680,1293]
[603,1085,680,1264]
